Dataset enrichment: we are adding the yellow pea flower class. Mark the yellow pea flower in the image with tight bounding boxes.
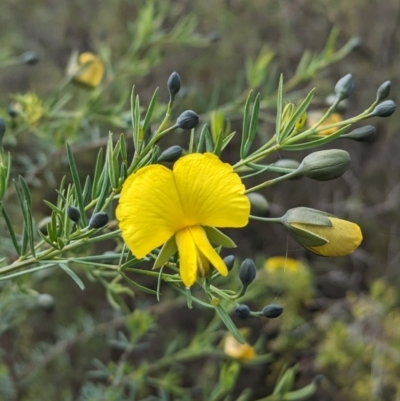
[291,217,362,256]
[307,110,343,136]
[68,52,104,88]
[223,334,255,360]
[264,256,303,274]
[116,153,250,287]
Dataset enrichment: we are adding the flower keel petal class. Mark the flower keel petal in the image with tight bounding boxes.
[176,228,198,287]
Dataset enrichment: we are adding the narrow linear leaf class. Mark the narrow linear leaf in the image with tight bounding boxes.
[92,148,104,200]
[244,93,260,155]
[1,206,21,255]
[221,132,236,151]
[66,143,86,225]
[120,272,157,295]
[143,87,159,133]
[43,200,63,215]
[214,305,245,344]
[240,91,253,159]
[59,263,85,290]
[275,74,284,144]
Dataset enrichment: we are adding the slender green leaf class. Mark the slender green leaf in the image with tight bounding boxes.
[59,263,85,290]
[143,87,159,133]
[213,130,224,156]
[240,91,253,158]
[275,74,284,144]
[214,305,245,344]
[243,93,260,155]
[1,206,21,255]
[92,148,104,200]
[66,143,86,225]
[221,132,236,151]
[43,200,63,215]
[120,272,157,295]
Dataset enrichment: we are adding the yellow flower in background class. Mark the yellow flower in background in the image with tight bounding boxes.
[116,153,250,287]
[264,256,303,274]
[307,110,343,136]
[223,334,255,360]
[12,92,45,126]
[291,217,362,256]
[67,52,104,88]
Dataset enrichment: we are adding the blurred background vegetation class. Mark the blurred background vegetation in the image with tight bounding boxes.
[1,0,400,400]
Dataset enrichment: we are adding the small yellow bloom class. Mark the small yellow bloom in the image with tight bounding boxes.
[68,52,104,88]
[116,153,250,287]
[13,93,45,126]
[264,256,303,273]
[223,334,255,360]
[307,110,343,136]
[291,217,362,256]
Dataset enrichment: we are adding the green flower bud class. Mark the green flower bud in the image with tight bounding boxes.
[67,206,81,222]
[371,100,396,117]
[239,258,256,289]
[273,159,301,170]
[7,106,19,118]
[0,117,5,146]
[37,293,55,312]
[176,110,199,130]
[235,304,251,319]
[167,71,181,97]
[298,149,350,181]
[335,73,354,101]
[89,212,109,229]
[223,255,235,272]
[341,125,377,143]
[21,51,39,66]
[375,81,391,102]
[158,145,183,162]
[247,192,269,216]
[262,304,283,318]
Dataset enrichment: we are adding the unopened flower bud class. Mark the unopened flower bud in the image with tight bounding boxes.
[7,106,19,118]
[299,149,350,181]
[335,73,354,101]
[262,304,283,318]
[167,71,181,98]
[176,110,199,130]
[247,192,269,216]
[239,258,256,289]
[158,145,183,162]
[37,293,55,312]
[375,81,391,103]
[235,304,251,319]
[67,206,81,222]
[341,125,377,143]
[223,255,235,272]
[0,117,5,146]
[371,100,396,117]
[273,159,301,180]
[89,212,109,229]
[21,51,39,66]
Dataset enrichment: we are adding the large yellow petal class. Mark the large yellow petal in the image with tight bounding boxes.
[189,225,228,277]
[116,164,185,258]
[173,153,250,228]
[74,52,104,88]
[292,217,363,256]
[175,227,198,287]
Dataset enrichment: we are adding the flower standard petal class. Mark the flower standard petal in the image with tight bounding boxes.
[175,227,198,287]
[172,153,250,228]
[189,225,228,277]
[116,164,185,258]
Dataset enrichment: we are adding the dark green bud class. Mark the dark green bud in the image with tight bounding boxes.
[235,304,251,319]
[7,106,19,118]
[371,100,396,117]
[239,258,256,289]
[0,117,5,146]
[67,206,81,222]
[223,255,235,272]
[262,304,283,318]
[376,81,391,102]
[341,125,377,143]
[89,212,109,229]
[37,293,55,312]
[299,149,350,181]
[176,110,199,130]
[335,73,354,101]
[158,145,183,162]
[167,71,181,97]
[21,51,39,66]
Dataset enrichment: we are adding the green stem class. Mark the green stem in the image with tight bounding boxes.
[249,215,282,223]
[245,169,300,193]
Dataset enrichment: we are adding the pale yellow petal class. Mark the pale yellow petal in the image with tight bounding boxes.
[297,217,363,256]
[74,52,104,88]
[116,165,185,258]
[173,153,250,228]
[189,225,228,276]
[175,227,198,287]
